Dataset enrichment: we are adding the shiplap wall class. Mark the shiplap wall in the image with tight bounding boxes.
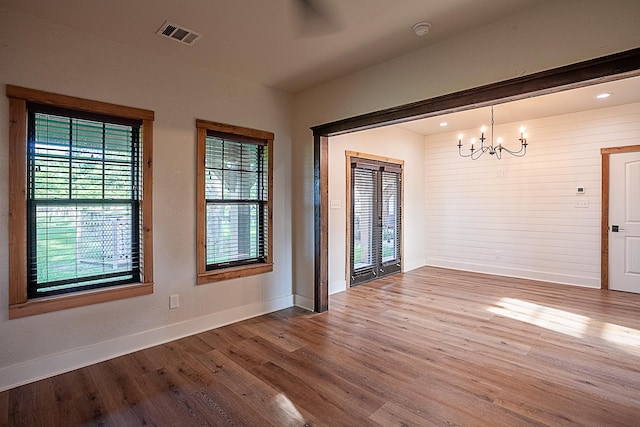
[424,103,640,287]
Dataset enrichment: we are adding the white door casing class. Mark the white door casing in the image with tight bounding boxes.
[609,151,640,293]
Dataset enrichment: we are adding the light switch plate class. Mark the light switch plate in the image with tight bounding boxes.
[170,294,180,309]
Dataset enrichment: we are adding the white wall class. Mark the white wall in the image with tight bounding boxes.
[0,8,293,390]
[423,103,640,286]
[328,127,426,294]
[291,0,640,302]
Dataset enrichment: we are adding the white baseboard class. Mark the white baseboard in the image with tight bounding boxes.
[426,259,600,288]
[0,295,294,392]
[403,260,426,273]
[294,294,314,311]
[329,280,347,295]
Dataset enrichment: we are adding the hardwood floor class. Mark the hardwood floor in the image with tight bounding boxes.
[3,266,640,426]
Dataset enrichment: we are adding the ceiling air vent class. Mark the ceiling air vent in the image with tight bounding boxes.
[156,21,202,46]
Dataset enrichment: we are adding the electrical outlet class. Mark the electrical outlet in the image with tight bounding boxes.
[495,250,501,260]
[169,294,180,309]
[575,200,589,208]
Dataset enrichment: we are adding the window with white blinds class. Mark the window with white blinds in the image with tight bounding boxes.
[196,119,273,284]
[26,105,141,297]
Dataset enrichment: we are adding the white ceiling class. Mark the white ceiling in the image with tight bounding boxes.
[4,0,545,94]
[5,0,639,131]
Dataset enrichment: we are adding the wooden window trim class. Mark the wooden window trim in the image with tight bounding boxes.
[196,119,274,285]
[6,85,154,319]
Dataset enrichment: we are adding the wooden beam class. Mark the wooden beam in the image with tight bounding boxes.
[312,47,640,137]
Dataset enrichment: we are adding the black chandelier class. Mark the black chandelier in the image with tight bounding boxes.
[457,106,528,160]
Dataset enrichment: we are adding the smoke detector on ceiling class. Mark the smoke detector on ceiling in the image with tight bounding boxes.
[156,21,202,46]
[413,21,432,37]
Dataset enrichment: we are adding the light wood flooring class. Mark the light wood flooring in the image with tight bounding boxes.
[3,266,640,426]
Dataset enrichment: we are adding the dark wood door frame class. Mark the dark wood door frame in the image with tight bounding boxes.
[312,47,640,312]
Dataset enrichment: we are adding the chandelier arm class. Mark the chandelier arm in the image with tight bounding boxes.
[457,143,473,157]
[502,146,527,157]
[499,147,521,155]
[458,144,497,160]
[470,146,490,160]
[500,140,527,156]
[458,142,491,159]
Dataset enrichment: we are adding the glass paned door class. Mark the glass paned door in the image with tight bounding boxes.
[381,170,400,264]
[352,168,375,272]
[350,159,402,286]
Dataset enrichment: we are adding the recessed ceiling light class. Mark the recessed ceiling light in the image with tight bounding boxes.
[596,93,612,99]
[439,122,447,127]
